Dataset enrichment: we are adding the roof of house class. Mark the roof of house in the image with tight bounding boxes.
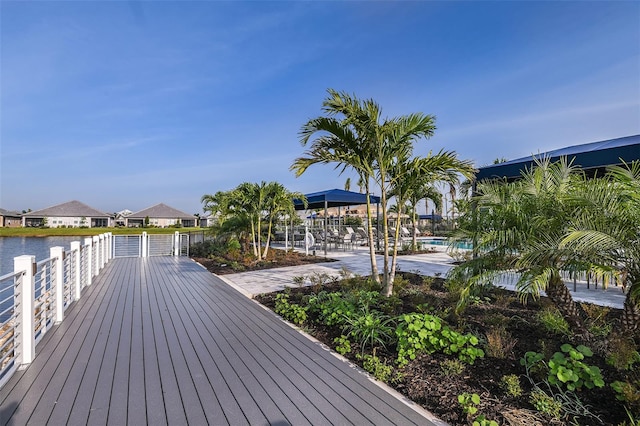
[128,203,195,219]
[22,200,112,218]
[0,208,21,217]
[293,189,381,210]
[476,134,640,181]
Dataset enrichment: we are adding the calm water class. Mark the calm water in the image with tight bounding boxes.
[0,236,81,276]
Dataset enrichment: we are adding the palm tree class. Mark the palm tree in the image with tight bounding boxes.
[344,177,351,192]
[371,113,439,295]
[262,182,306,259]
[450,158,592,336]
[561,161,640,336]
[386,154,475,292]
[408,184,441,249]
[291,89,381,284]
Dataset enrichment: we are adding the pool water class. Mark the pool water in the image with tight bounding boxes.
[417,238,473,250]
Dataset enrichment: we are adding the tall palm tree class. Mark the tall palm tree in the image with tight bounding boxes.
[262,182,306,259]
[408,184,441,249]
[344,177,351,192]
[386,153,475,292]
[450,158,592,336]
[291,89,381,283]
[561,161,640,336]
[372,113,439,294]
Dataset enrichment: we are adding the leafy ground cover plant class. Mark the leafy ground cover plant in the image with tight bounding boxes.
[395,313,484,366]
[254,271,634,425]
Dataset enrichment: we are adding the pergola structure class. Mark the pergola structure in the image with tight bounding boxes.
[293,189,381,255]
[475,134,640,182]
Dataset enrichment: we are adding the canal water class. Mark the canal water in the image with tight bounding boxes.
[0,237,80,277]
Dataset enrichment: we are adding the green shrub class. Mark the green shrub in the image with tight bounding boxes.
[395,313,484,366]
[473,415,498,426]
[343,306,394,354]
[521,344,604,392]
[274,293,308,325]
[537,308,570,336]
[458,392,480,415]
[607,338,640,371]
[333,335,352,356]
[440,359,466,377]
[485,326,517,359]
[308,292,357,327]
[530,389,562,419]
[358,354,393,382]
[611,380,640,413]
[500,374,523,397]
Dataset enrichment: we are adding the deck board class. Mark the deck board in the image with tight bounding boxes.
[0,256,438,426]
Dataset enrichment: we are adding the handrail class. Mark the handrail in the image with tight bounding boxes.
[0,231,191,389]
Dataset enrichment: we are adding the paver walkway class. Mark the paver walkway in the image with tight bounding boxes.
[221,245,626,309]
[0,256,441,426]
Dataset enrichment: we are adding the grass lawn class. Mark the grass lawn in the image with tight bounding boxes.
[0,227,205,237]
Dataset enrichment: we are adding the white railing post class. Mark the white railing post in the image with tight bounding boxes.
[92,236,99,276]
[98,234,103,269]
[107,232,112,262]
[85,237,93,286]
[285,225,289,250]
[174,231,180,256]
[142,232,148,258]
[71,241,81,300]
[50,247,65,323]
[14,255,36,367]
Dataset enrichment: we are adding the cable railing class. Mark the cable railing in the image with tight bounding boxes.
[0,231,190,389]
[0,270,23,389]
[0,233,113,389]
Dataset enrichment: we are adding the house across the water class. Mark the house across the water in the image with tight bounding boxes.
[21,200,113,228]
[126,203,196,228]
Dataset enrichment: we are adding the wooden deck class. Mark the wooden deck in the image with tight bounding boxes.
[0,257,437,425]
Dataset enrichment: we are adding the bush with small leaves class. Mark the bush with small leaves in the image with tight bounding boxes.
[485,326,517,359]
[440,359,466,377]
[358,354,393,382]
[537,308,571,336]
[333,335,352,356]
[274,293,308,325]
[530,389,562,419]
[500,374,523,397]
[611,380,640,413]
[606,338,640,371]
[307,292,357,327]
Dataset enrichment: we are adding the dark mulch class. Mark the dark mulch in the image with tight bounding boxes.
[192,247,334,275]
[255,273,635,426]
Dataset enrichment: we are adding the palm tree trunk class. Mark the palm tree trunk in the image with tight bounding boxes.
[389,213,403,288]
[250,219,258,258]
[263,217,274,259]
[364,180,380,284]
[621,289,640,336]
[411,209,418,251]
[546,271,590,337]
[381,187,391,296]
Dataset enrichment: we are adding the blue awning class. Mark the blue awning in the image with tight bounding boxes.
[294,189,380,210]
[476,134,640,182]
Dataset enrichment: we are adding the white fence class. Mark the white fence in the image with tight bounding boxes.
[0,231,189,389]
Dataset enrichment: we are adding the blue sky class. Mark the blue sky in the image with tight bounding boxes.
[1,1,639,216]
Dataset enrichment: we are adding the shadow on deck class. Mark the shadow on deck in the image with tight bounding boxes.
[0,257,440,425]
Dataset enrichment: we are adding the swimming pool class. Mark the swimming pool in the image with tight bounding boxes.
[416,238,473,250]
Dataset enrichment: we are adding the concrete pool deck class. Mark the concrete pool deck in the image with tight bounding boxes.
[217,244,626,309]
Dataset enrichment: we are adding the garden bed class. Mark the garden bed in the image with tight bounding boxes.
[192,247,334,275]
[254,272,638,426]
